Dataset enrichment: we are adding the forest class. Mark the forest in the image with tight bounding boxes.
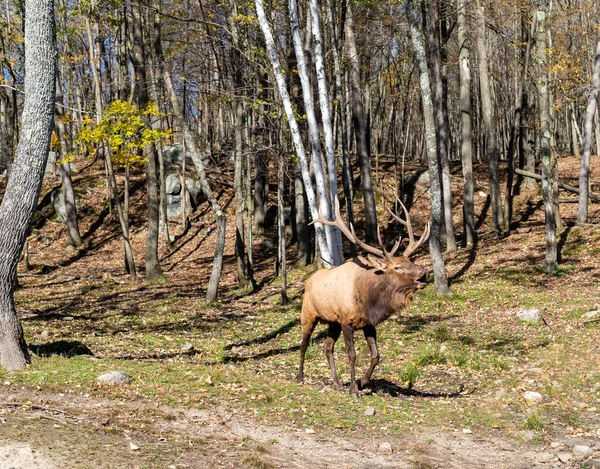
[0,0,599,466]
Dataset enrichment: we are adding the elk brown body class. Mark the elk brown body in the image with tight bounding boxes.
[297,197,430,396]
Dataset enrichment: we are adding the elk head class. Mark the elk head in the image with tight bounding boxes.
[314,196,431,290]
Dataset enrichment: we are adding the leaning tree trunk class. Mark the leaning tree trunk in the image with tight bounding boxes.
[406,0,451,297]
[255,0,332,266]
[457,0,475,247]
[289,0,343,266]
[476,0,505,233]
[0,0,56,370]
[577,39,600,224]
[535,1,557,272]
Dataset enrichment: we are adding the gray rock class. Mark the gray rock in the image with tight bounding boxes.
[523,391,543,403]
[40,331,50,340]
[364,407,376,416]
[39,236,52,244]
[558,453,572,463]
[97,371,132,386]
[181,343,195,353]
[584,310,600,319]
[378,442,392,455]
[165,173,181,195]
[50,189,67,223]
[44,151,57,177]
[583,460,600,468]
[573,445,593,460]
[494,389,508,401]
[516,309,539,324]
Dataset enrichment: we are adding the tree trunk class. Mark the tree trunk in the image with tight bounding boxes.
[0,0,55,370]
[344,1,378,244]
[406,0,451,297]
[131,0,161,282]
[55,78,83,247]
[295,162,311,266]
[278,151,288,305]
[457,0,475,247]
[310,0,343,263]
[255,0,332,266]
[476,0,505,233]
[426,0,455,252]
[577,40,600,223]
[0,87,16,180]
[535,2,557,272]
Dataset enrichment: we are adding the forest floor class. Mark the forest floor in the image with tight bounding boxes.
[1,156,600,468]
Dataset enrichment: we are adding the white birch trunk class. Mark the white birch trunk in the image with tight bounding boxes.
[289,0,342,266]
[255,0,333,266]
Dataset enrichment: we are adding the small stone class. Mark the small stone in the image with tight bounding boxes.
[61,316,74,321]
[40,330,50,340]
[573,445,593,460]
[535,452,555,463]
[583,460,600,468]
[364,407,376,416]
[516,430,535,441]
[523,391,543,403]
[550,442,562,448]
[66,245,75,251]
[462,428,473,434]
[516,309,539,324]
[378,442,392,455]
[584,310,600,319]
[129,442,140,450]
[494,389,508,401]
[558,453,572,463]
[39,236,52,244]
[181,343,195,353]
[97,371,132,386]
[305,428,315,434]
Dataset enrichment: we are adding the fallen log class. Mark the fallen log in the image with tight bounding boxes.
[515,168,600,202]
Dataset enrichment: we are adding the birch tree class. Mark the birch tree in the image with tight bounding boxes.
[0,0,56,370]
[255,0,333,267]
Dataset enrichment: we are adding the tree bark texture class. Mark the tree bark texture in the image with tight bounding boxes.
[0,0,56,370]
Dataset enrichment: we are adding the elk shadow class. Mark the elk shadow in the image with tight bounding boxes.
[556,222,573,263]
[29,340,93,358]
[223,319,300,350]
[366,379,468,398]
[221,328,329,364]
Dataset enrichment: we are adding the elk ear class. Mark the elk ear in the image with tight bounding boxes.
[367,255,388,272]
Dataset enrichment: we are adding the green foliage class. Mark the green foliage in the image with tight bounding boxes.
[78,100,171,168]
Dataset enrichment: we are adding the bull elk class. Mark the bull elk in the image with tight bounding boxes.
[297,197,430,396]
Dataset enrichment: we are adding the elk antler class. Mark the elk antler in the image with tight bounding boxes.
[312,196,430,260]
[312,197,387,259]
[387,196,431,257]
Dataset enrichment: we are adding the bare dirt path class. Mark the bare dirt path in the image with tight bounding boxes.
[0,388,571,468]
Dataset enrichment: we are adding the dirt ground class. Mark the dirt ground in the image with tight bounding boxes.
[0,387,578,468]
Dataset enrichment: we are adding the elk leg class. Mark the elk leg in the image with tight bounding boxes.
[324,323,342,390]
[297,319,317,384]
[360,325,380,389]
[342,324,358,397]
